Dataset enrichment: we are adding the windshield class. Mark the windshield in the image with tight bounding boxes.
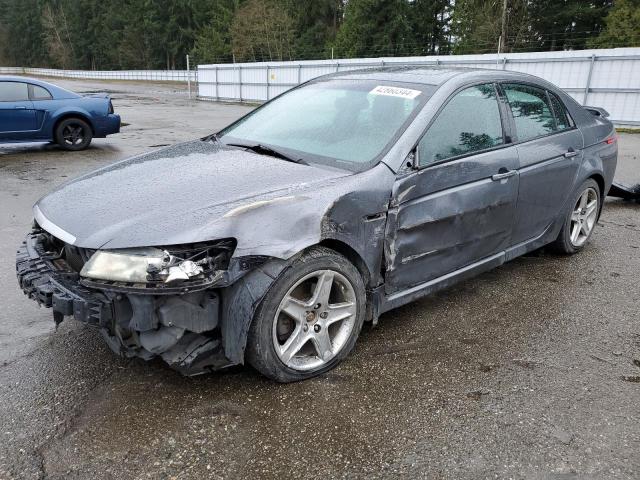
[219,79,433,171]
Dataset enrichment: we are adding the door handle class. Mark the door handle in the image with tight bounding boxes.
[492,169,517,181]
[14,106,27,110]
[564,148,579,158]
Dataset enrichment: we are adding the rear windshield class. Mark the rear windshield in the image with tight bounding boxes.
[220,79,434,171]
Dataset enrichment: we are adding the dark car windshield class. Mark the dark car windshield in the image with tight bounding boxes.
[219,79,434,171]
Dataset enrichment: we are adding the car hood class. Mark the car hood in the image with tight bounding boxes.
[35,140,367,256]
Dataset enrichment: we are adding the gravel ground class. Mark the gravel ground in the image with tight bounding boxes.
[0,78,638,480]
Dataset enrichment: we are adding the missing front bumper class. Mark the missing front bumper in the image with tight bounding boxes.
[16,233,112,326]
[16,232,233,375]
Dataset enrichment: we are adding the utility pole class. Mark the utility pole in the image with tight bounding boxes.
[500,0,508,53]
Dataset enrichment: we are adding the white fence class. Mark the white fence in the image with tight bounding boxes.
[0,67,196,82]
[197,48,640,125]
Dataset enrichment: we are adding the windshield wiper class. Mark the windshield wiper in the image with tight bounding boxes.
[225,142,307,165]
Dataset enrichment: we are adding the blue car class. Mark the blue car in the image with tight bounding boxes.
[0,76,121,150]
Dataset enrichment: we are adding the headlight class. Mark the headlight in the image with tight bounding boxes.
[80,248,204,284]
[80,248,168,283]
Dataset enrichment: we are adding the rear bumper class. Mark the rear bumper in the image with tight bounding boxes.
[94,113,121,137]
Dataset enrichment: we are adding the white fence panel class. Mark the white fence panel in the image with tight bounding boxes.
[197,48,640,124]
[0,67,24,74]
[0,67,196,82]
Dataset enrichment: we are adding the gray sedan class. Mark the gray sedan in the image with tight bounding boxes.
[16,67,617,382]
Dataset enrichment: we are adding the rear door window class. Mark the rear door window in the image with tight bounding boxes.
[0,82,30,102]
[548,91,572,130]
[418,83,504,166]
[31,85,53,100]
[503,83,556,141]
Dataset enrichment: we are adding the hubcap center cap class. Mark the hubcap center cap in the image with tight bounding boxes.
[305,311,317,323]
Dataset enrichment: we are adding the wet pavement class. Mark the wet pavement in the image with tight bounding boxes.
[0,78,639,480]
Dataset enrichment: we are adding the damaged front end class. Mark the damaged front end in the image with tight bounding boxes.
[16,225,241,375]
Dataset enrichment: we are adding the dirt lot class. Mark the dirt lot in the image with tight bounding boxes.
[0,78,638,480]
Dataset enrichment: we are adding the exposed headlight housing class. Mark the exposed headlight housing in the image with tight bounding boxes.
[80,248,170,283]
[80,240,236,285]
[81,249,205,284]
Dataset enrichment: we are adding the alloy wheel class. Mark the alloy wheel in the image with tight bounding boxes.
[272,269,357,371]
[62,124,85,146]
[569,187,598,247]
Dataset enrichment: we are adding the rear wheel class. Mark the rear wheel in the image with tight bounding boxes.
[551,179,600,254]
[246,247,365,382]
[55,118,93,151]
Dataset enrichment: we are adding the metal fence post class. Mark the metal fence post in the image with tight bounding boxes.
[266,65,270,100]
[194,65,199,99]
[186,54,191,99]
[214,66,219,100]
[297,64,302,85]
[238,65,243,102]
[583,54,596,105]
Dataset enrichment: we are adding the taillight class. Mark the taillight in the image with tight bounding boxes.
[605,136,616,145]
[108,101,114,114]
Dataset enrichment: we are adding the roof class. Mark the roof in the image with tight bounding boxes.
[321,65,540,87]
[0,75,80,98]
[0,75,52,85]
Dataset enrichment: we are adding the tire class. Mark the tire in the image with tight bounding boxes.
[246,247,366,382]
[55,117,93,151]
[550,178,601,254]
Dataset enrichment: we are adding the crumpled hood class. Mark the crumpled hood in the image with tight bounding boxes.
[35,140,356,255]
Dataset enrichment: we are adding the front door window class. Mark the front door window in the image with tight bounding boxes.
[0,82,29,102]
[418,84,504,166]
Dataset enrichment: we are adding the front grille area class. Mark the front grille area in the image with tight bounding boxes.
[37,230,94,273]
[64,244,96,272]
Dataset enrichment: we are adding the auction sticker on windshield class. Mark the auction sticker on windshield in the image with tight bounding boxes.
[370,85,422,99]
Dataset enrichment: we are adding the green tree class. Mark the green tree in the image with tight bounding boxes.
[0,0,10,65]
[0,0,48,66]
[451,0,531,54]
[527,0,613,51]
[231,0,296,62]
[409,0,452,55]
[589,0,640,48]
[285,0,344,59]
[0,0,628,69]
[332,0,414,58]
[191,0,237,63]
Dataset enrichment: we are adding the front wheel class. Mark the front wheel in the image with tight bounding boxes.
[55,118,93,151]
[551,179,601,254]
[246,247,366,382]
